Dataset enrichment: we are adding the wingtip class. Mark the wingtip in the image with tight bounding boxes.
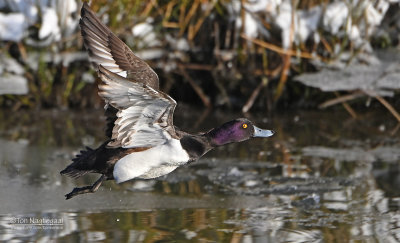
[81,2,90,14]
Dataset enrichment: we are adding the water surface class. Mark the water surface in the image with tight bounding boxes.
[0,107,399,242]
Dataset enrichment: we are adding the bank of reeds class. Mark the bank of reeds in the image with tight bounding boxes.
[0,0,398,114]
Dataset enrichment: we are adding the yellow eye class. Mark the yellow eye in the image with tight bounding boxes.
[242,124,248,129]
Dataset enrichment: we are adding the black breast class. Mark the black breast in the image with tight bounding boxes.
[180,135,209,161]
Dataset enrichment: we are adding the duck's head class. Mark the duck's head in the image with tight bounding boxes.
[207,118,275,146]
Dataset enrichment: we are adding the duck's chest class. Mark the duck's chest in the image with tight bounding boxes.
[113,139,190,183]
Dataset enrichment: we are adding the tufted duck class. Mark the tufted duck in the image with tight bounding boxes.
[60,3,275,199]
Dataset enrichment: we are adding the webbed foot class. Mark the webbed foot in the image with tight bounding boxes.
[65,175,106,200]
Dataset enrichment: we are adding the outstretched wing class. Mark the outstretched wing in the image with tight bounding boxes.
[80,3,160,138]
[97,65,177,148]
[80,3,159,90]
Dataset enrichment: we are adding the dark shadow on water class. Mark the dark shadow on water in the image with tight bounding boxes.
[0,106,399,242]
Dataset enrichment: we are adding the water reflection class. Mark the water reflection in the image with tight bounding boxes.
[0,107,399,242]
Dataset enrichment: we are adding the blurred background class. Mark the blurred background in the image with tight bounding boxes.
[0,0,399,242]
[0,0,399,112]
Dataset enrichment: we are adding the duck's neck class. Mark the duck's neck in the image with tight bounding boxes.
[205,126,234,146]
[180,135,213,160]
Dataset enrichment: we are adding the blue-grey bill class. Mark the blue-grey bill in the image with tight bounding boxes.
[253,126,275,138]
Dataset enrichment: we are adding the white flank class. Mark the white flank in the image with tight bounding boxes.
[113,139,189,183]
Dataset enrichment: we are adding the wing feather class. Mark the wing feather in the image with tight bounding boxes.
[80,3,162,139]
[97,66,177,148]
[80,3,159,90]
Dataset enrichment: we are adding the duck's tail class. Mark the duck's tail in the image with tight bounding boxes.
[60,146,96,178]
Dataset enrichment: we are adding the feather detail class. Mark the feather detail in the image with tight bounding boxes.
[97,65,177,148]
[80,2,159,90]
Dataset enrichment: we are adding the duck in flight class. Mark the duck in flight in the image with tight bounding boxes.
[60,3,275,200]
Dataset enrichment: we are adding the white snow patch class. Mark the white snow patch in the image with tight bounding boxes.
[323,2,349,34]
[0,13,27,41]
[39,8,60,40]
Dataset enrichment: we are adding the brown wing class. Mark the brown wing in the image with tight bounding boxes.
[80,3,159,89]
[80,3,160,137]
